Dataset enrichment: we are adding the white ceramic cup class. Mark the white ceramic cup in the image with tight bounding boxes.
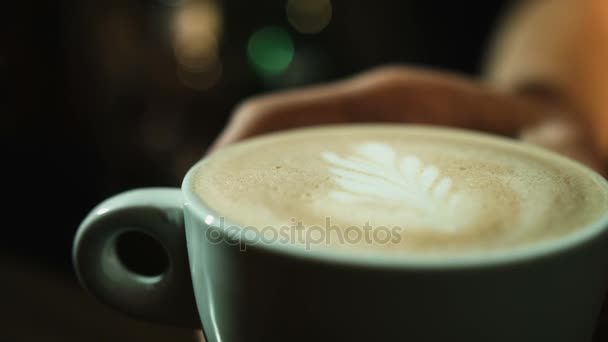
[73,125,608,342]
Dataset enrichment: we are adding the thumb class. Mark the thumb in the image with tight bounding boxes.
[519,115,604,175]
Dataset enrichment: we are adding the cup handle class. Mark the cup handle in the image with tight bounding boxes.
[73,188,200,327]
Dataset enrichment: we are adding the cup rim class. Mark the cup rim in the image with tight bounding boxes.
[182,124,608,270]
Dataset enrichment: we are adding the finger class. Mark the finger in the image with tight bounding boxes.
[519,115,605,174]
[210,66,551,151]
[208,76,355,152]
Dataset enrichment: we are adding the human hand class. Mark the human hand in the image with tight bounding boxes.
[209,66,604,174]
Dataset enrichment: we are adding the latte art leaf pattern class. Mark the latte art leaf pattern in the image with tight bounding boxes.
[321,142,477,231]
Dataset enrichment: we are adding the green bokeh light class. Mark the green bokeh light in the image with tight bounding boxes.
[247,26,294,76]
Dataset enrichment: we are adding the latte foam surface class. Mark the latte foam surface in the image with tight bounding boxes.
[193,125,608,255]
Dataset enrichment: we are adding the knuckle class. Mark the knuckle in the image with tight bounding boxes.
[367,64,415,83]
[354,64,420,92]
[231,97,267,122]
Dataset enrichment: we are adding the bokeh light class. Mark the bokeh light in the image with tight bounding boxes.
[286,0,332,34]
[172,0,223,90]
[260,44,331,89]
[247,26,295,76]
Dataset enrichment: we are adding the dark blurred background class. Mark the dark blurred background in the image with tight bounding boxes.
[4,0,568,340]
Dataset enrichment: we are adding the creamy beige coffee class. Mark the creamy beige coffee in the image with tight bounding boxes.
[193,125,608,255]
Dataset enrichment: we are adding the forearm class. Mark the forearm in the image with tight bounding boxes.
[484,0,607,170]
[484,0,577,99]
